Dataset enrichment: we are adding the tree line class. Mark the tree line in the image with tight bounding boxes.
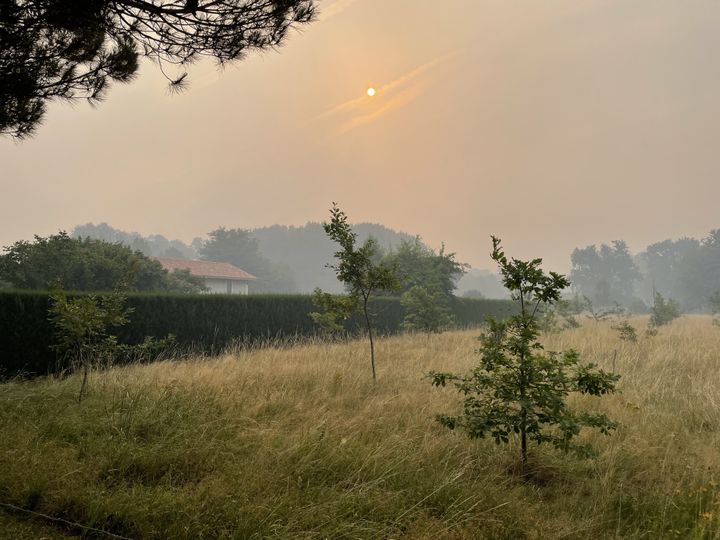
[0,226,468,299]
[71,221,422,294]
[570,230,720,312]
[0,232,206,293]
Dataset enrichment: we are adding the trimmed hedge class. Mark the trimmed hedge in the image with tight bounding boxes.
[0,290,515,378]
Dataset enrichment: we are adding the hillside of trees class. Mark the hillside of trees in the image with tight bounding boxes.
[72,223,202,260]
[251,223,417,293]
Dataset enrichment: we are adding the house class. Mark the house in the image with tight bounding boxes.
[154,257,256,295]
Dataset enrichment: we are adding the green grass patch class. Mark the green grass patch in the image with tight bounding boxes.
[1,324,719,538]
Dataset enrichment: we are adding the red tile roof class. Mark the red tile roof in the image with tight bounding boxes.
[154,257,256,280]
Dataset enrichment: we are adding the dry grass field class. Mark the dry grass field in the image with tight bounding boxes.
[1,316,719,539]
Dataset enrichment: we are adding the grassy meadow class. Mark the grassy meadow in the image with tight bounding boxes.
[1,316,720,539]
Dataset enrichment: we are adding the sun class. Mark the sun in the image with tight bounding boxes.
[366,87,376,97]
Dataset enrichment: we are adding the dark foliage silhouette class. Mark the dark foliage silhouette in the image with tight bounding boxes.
[1,0,315,138]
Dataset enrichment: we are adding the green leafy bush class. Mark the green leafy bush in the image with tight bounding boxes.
[612,320,638,342]
[536,299,581,334]
[709,291,720,326]
[401,285,454,334]
[649,292,681,328]
[431,237,619,468]
[583,296,625,322]
[49,283,132,401]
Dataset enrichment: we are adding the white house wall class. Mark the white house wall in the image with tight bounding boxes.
[203,277,250,295]
[231,281,249,295]
[204,278,229,294]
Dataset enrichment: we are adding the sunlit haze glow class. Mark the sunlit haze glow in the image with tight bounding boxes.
[2,0,720,272]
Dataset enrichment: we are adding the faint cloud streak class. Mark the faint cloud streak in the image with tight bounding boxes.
[319,0,363,21]
[315,50,461,136]
[337,83,426,134]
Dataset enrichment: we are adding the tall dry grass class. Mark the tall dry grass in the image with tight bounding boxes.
[1,316,719,538]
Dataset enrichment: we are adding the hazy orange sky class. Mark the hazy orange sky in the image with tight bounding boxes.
[2,0,720,271]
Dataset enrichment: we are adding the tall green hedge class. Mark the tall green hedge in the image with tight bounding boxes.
[0,290,515,378]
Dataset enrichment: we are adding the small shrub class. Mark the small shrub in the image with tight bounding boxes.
[430,237,619,469]
[309,291,357,336]
[48,283,132,402]
[612,320,638,342]
[583,297,624,322]
[400,285,454,334]
[649,292,681,328]
[537,299,581,333]
[117,334,178,364]
[709,291,720,326]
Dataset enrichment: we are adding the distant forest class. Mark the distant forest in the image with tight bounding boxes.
[71,222,505,297]
[570,232,720,312]
[68,223,720,310]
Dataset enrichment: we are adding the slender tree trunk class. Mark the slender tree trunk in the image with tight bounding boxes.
[520,414,527,469]
[362,300,376,383]
[519,286,528,469]
[78,362,88,404]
